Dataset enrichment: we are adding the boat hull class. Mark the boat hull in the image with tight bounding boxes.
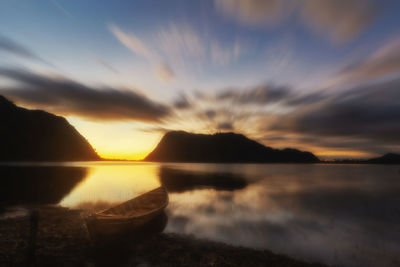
[85,187,168,242]
[85,209,165,241]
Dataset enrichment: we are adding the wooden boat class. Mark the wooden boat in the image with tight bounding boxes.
[85,187,168,241]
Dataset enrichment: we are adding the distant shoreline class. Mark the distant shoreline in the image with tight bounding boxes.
[0,159,399,165]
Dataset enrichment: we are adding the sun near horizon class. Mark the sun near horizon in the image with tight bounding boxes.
[66,116,378,161]
[1,1,400,266]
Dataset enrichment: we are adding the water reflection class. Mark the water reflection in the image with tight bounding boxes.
[165,164,400,267]
[0,162,399,267]
[159,167,248,192]
[59,163,160,211]
[0,166,87,206]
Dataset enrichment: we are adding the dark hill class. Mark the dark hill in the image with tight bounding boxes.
[366,153,400,164]
[145,131,319,163]
[0,95,100,161]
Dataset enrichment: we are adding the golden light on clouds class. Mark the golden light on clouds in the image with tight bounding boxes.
[316,150,374,159]
[1,0,398,160]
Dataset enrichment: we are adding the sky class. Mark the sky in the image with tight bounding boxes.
[1,0,400,160]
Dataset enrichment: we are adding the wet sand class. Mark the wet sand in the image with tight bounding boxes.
[0,206,325,266]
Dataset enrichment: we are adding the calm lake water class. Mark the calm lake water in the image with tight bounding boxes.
[1,162,400,267]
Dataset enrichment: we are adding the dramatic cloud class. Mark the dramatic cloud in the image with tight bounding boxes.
[215,0,379,43]
[108,24,175,82]
[170,73,400,156]
[340,37,400,81]
[92,55,119,74]
[301,0,378,43]
[215,0,287,26]
[217,85,290,105]
[0,68,170,122]
[156,63,175,83]
[108,24,152,58]
[0,35,50,64]
[173,94,191,110]
[110,22,245,81]
[268,78,400,152]
[155,23,245,69]
[217,121,234,130]
[317,35,400,91]
[156,23,206,68]
[210,40,242,66]
[204,110,217,119]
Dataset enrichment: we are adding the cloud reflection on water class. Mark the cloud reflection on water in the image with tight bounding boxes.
[164,164,400,267]
[11,162,398,267]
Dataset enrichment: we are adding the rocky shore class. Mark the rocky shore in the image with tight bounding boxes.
[0,206,325,266]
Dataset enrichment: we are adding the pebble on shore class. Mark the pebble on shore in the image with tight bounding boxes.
[0,206,325,267]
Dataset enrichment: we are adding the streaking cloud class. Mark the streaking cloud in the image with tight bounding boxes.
[0,35,51,65]
[108,24,175,83]
[0,68,170,122]
[215,0,379,43]
[1,0,399,159]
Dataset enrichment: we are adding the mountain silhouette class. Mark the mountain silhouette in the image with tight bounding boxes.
[0,95,100,161]
[366,153,400,164]
[145,131,319,163]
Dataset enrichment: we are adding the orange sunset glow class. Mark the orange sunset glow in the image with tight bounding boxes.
[1,0,400,160]
[1,1,400,267]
